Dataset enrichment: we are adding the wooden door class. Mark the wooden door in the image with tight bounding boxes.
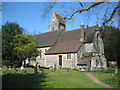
[59,55,62,65]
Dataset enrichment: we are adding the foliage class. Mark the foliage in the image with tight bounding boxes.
[13,35,40,66]
[2,22,23,67]
[101,26,120,62]
[2,60,11,67]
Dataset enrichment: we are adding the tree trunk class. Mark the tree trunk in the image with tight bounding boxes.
[22,60,26,67]
[118,61,120,68]
[34,62,38,74]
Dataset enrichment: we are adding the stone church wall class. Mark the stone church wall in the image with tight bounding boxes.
[45,53,77,69]
[61,53,77,69]
[35,47,50,66]
[46,55,58,66]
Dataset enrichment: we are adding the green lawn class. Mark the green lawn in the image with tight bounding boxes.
[91,68,120,88]
[2,68,103,88]
[43,69,103,88]
[2,68,47,88]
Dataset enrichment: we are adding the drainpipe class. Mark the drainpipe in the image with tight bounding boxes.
[74,53,75,69]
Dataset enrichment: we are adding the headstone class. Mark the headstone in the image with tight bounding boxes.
[3,66,7,70]
[20,66,25,71]
[115,66,118,74]
[49,66,53,71]
[8,67,11,70]
[54,64,56,71]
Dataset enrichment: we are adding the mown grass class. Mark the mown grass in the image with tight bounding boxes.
[2,68,103,88]
[91,67,119,88]
[43,70,103,88]
[2,68,47,88]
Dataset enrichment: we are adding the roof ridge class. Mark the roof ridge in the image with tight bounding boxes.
[33,25,97,37]
[33,29,64,37]
[66,25,98,32]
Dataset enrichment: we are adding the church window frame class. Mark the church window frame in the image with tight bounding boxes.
[45,49,47,53]
[40,50,42,59]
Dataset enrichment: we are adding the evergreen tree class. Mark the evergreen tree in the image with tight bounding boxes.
[101,26,120,67]
[2,22,23,67]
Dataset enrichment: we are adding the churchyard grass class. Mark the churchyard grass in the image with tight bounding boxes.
[2,67,103,88]
[2,68,47,88]
[43,70,103,88]
[91,67,119,88]
[2,67,117,88]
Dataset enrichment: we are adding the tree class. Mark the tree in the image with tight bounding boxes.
[13,35,40,67]
[42,2,119,28]
[101,26,120,67]
[2,22,23,67]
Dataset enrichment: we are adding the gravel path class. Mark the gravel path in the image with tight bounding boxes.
[86,73,114,88]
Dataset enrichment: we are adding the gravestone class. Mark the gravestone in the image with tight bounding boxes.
[49,66,53,71]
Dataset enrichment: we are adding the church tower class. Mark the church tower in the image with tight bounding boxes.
[48,12,66,32]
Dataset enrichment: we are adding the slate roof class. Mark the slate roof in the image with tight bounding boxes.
[33,29,64,48]
[45,29,83,54]
[45,26,98,55]
[33,25,98,54]
[84,26,98,42]
[77,59,89,65]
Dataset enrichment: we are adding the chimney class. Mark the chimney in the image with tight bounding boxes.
[80,23,84,42]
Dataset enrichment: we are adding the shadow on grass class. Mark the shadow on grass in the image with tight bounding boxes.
[2,70,49,88]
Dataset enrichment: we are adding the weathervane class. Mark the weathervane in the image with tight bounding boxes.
[56,8,59,13]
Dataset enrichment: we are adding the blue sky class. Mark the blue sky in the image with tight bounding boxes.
[2,2,49,34]
[2,2,119,34]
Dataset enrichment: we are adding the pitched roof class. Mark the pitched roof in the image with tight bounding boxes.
[45,26,98,55]
[77,59,90,65]
[45,29,82,54]
[54,12,65,24]
[33,29,64,48]
[84,26,98,42]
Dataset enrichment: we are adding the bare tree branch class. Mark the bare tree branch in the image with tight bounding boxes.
[48,2,56,10]
[64,2,104,20]
[41,2,56,19]
[79,2,84,8]
[102,5,120,25]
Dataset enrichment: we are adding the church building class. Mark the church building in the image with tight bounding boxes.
[27,12,107,71]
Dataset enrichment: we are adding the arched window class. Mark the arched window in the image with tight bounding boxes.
[45,49,47,53]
